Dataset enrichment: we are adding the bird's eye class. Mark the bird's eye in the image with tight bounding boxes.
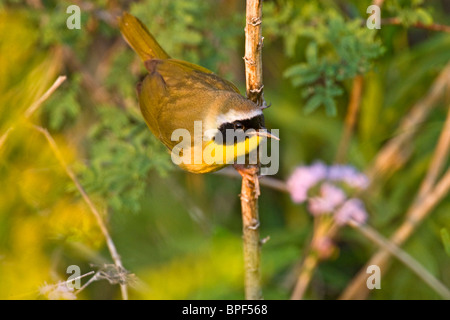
[234,122,244,130]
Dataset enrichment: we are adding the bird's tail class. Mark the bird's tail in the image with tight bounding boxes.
[118,12,170,61]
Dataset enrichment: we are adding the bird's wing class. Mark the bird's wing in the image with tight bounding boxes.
[138,58,242,150]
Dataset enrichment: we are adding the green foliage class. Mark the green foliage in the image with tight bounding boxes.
[130,0,242,72]
[265,1,384,115]
[43,75,82,130]
[385,0,434,26]
[38,1,90,48]
[81,106,172,213]
[441,229,450,257]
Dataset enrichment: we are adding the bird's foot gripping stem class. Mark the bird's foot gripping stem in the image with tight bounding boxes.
[233,164,261,199]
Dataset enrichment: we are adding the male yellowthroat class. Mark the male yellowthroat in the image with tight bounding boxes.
[119,13,276,173]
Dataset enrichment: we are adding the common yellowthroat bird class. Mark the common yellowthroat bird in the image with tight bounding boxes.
[119,13,277,173]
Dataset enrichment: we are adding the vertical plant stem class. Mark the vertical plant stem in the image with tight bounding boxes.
[335,75,364,163]
[240,165,263,300]
[291,252,319,300]
[238,0,264,300]
[244,0,264,106]
[291,216,339,300]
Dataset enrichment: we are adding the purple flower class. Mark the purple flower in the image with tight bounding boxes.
[328,164,369,190]
[308,197,334,215]
[308,183,346,216]
[321,183,346,208]
[334,198,368,226]
[287,161,327,203]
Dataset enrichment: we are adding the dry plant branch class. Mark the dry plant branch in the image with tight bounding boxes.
[416,102,450,199]
[24,76,68,118]
[335,75,364,163]
[0,75,67,150]
[341,168,450,300]
[291,217,339,300]
[235,0,265,300]
[348,220,450,300]
[33,126,129,300]
[368,63,450,180]
[382,18,450,33]
[221,170,450,299]
[372,0,450,34]
[341,105,450,300]
[290,251,319,300]
[217,167,288,192]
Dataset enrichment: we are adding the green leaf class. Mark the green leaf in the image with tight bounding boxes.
[303,94,323,114]
[305,42,318,66]
[323,95,337,116]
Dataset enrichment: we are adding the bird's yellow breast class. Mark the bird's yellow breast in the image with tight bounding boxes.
[178,135,262,173]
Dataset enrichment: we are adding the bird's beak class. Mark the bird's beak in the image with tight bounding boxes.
[247,129,280,140]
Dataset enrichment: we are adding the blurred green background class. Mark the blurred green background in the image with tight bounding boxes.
[0,0,449,299]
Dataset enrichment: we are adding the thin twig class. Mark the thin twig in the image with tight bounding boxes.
[335,75,364,163]
[65,270,96,285]
[290,216,339,300]
[349,221,450,300]
[416,103,450,199]
[237,0,265,300]
[0,127,13,151]
[290,251,319,300]
[33,126,129,300]
[368,63,450,181]
[222,169,450,299]
[24,76,67,118]
[341,168,450,300]
[382,18,450,33]
[0,75,67,151]
[217,167,288,192]
[341,103,450,300]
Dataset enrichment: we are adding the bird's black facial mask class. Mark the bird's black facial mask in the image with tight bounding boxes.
[215,114,266,145]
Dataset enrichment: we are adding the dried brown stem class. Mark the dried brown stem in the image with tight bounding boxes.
[237,0,265,300]
[0,76,67,151]
[382,18,450,33]
[368,63,450,181]
[34,126,129,300]
[348,221,450,300]
[290,251,319,300]
[244,0,265,107]
[217,167,288,192]
[335,75,364,163]
[291,217,339,300]
[239,165,263,300]
[221,170,450,299]
[416,102,450,199]
[341,105,450,299]
[24,76,67,118]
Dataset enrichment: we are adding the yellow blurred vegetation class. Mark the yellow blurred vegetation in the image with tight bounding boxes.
[138,236,243,299]
[0,10,103,299]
